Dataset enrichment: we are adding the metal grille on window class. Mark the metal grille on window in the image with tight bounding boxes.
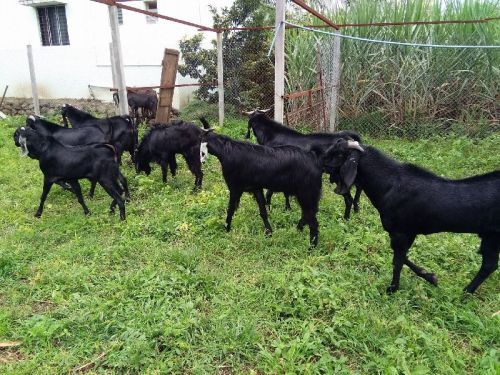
[37,5,69,46]
[145,1,157,24]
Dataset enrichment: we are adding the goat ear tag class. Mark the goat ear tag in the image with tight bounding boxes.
[200,142,208,163]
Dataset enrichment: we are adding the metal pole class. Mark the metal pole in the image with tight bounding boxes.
[329,32,341,132]
[274,0,285,123]
[26,45,40,116]
[109,42,120,115]
[216,32,224,127]
[108,5,128,115]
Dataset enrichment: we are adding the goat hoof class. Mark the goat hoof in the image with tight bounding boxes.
[84,210,91,216]
[120,215,126,221]
[264,228,272,237]
[225,225,231,232]
[427,273,438,286]
[34,212,42,218]
[463,286,475,294]
[353,205,360,213]
[386,285,399,294]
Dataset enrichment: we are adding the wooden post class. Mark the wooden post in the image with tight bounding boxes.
[109,42,120,115]
[155,48,179,123]
[26,45,40,116]
[108,5,128,115]
[274,0,285,123]
[316,45,327,131]
[329,32,341,132]
[216,32,224,127]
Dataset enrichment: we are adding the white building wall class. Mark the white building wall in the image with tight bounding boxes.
[0,0,231,108]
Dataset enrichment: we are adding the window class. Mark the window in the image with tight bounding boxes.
[145,1,157,24]
[37,5,70,46]
[117,7,123,25]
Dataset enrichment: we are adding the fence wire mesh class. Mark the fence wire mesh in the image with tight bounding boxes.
[283,28,499,137]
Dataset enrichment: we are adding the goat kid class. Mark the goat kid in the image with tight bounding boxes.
[322,138,500,293]
[17,127,127,220]
[244,110,363,220]
[200,125,322,246]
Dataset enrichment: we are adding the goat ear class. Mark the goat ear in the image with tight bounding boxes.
[335,152,361,195]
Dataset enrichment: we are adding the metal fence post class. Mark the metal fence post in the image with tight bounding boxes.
[329,32,341,132]
[109,42,120,115]
[108,5,128,116]
[217,32,224,127]
[274,0,286,123]
[26,45,40,116]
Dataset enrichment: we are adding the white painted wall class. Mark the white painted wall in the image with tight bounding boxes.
[0,0,232,108]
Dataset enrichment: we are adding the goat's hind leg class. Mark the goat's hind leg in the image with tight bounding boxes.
[100,179,126,220]
[353,185,362,213]
[254,190,272,236]
[464,234,499,293]
[405,259,438,286]
[118,171,130,201]
[68,180,90,216]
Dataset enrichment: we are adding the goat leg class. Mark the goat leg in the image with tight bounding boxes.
[118,172,130,201]
[284,194,291,211]
[225,190,242,232]
[265,190,273,207]
[160,159,168,183]
[405,259,438,286]
[464,235,499,293]
[352,185,362,213]
[254,190,272,236]
[88,179,97,198]
[342,192,354,220]
[387,233,415,293]
[68,180,90,216]
[35,178,53,218]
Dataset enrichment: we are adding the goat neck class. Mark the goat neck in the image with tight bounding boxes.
[356,147,400,210]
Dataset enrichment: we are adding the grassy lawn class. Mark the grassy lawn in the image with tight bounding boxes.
[0,115,498,374]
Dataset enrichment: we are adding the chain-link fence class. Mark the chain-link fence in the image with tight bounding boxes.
[283,27,500,138]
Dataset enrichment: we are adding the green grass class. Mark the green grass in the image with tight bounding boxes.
[0,116,499,374]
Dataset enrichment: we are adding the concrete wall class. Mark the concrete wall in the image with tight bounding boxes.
[0,0,230,108]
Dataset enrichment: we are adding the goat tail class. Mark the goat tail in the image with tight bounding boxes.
[199,117,211,130]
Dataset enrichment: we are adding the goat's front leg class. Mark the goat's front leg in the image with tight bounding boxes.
[284,194,291,210]
[352,185,362,213]
[464,235,499,293]
[68,180,90,216]
[225,189,242,232]
[254,189,272,236]
[342,192,354,220]
[160,159,168,183]
[168,155,178,177]
[387,232,415,293]
[35,178,53,218]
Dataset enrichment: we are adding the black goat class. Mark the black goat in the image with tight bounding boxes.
[16,127,127,220]
[245,110,363,220]
[113,89,158,123]
[322,138,500,293]
[25,116,130,199]
[61,105,137,164]
[135,120,204,189]
[200,123,323,247]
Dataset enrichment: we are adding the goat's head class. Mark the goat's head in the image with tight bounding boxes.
[243,108,271,139]
[322,138,365,195]
[14,126,41,158]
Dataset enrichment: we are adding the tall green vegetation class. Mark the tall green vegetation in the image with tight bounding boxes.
[286,0,499,134]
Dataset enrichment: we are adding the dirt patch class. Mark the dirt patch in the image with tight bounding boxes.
[0,348,24,364]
